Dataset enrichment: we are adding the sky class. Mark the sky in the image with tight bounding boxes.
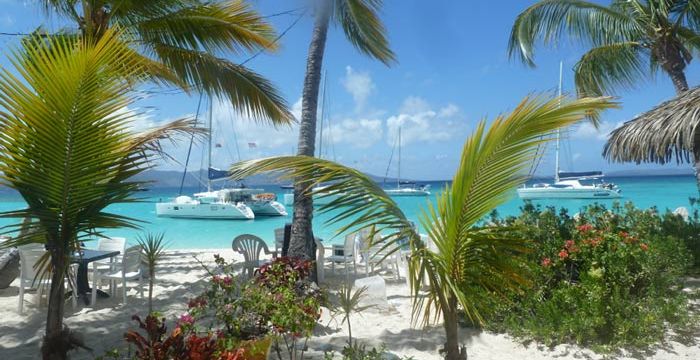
[0,0,696,181]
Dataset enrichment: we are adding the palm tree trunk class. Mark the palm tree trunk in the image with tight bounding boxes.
[667,67,689,94]
[694,131,700,196]
[442,297,467,360]
[290,2,331,261]
[42,250,68,360]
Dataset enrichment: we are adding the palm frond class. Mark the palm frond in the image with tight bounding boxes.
[126,0,278,54]
[229,96,617,328]
[125,117,207,162]
[573,41,649,97]
[333,0,396,65]
[149,43,294,125]
[509,0,640,66]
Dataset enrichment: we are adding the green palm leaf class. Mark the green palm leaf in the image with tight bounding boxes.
[508,0,641,66]
[229,95,616,329]
[573,42,648,96]
[333,0,396,65]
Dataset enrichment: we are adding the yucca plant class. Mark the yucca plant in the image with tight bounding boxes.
[136,232,169,314]
[0,29,202,360]
[229,95,617,360]
[333,284,373,348]
[289,0,395,261]
[509,0,700,96]
[38,0,293,124]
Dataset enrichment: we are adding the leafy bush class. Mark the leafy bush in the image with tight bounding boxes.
[486,202,695,351]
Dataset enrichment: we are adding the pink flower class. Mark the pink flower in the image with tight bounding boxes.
[222,276,233,286]
[212,275,221,284]
[178,313,194,325]
[541,257,552,267]
[558,249,569,260]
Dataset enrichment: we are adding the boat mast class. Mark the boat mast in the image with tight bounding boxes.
[397,126,401,190]
[555,61,562,183]
[207,97,213,192]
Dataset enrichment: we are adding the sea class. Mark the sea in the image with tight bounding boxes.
[0,175,696,249]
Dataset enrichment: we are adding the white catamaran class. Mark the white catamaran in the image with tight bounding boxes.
[156,99,287,219]
[517,62,621,200]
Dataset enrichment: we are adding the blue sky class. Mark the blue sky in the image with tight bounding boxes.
[0,0,695,180]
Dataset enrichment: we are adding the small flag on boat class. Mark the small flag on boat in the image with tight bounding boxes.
[248,142,257,148]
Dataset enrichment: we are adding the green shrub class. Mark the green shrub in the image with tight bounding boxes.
[486,202,695,351]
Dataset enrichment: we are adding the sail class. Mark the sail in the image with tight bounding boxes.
[208,167,231,181]
[558,171,603,180]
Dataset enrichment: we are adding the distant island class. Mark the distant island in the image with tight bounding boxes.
[135,167,696,189]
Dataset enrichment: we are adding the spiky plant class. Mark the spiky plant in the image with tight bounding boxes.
[334,284,373,348]
[136,233,169,314]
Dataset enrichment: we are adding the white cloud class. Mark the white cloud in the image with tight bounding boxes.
[571,121,622,141]
[324,118,383,149]
[386,97,466,146]
[341,66,375,112]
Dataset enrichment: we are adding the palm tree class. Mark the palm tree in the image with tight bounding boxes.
[0,29,203,360]
[508,0,700,96]
[39,0,293,124]
[229,95,616,360]
[290,0,395,261]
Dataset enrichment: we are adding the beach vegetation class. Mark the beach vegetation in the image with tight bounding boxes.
[485,202,696,351]
[289,0,396,263]
[229,95,616,360]
[0,29,203,360]
[136,232,169,314]
[39,0,293,124]
[332,284,374,348]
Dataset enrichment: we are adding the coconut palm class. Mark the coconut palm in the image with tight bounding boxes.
[0,29,203,360]
[39,0,293,124]
[229,95,616,360]
[508,0,700,96]
[289,0,395,262]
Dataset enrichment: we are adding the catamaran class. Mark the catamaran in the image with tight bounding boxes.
[384,127,430,197]
[517,62,621,200]
[155,99,287,219]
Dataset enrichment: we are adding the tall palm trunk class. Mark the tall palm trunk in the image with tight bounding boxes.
[290,2,331,261]
[42,246,68,360]
[666,66,689,94]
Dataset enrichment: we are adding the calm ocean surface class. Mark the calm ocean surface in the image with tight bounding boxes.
[0,175,696,249]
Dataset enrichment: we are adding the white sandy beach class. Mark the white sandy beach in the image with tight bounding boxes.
[0,249,698,360]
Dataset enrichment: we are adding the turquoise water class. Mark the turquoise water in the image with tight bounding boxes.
[0,175,696,248]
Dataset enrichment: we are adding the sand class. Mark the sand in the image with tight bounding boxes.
[0,249,697,359]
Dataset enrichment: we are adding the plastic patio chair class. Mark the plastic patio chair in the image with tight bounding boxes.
[274,228,285,254]
[91,245,143,306]
[92,237,126,290]
[232,234,277,277]
[327,232,358,280]
[18,245,78,313]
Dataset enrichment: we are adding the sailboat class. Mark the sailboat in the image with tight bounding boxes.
[517,63,621,200]
[155,99,287,219]
[384,127,431,197]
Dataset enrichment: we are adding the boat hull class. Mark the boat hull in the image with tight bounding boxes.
[155,202,254,219]
[385,189,430,197]
[517,188,621,199]
[248,201,287,216]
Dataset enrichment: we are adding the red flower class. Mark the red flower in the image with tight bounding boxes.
[576,224,594,232]
[541,257,552,267]
[558,249,569,260]
[564,240,580,253]
[640,243,649,251]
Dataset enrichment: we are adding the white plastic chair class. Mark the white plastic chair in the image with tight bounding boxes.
[91,245,143,305]
[274,228,285,254]
[232,234,276,277]
[363,235,401,280]
[93,237,126,291]
[18,245,77,314]
[314,237,326,283]
[328,232,358,280]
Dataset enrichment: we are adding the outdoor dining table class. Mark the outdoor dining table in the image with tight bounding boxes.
[70,249,120,305]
